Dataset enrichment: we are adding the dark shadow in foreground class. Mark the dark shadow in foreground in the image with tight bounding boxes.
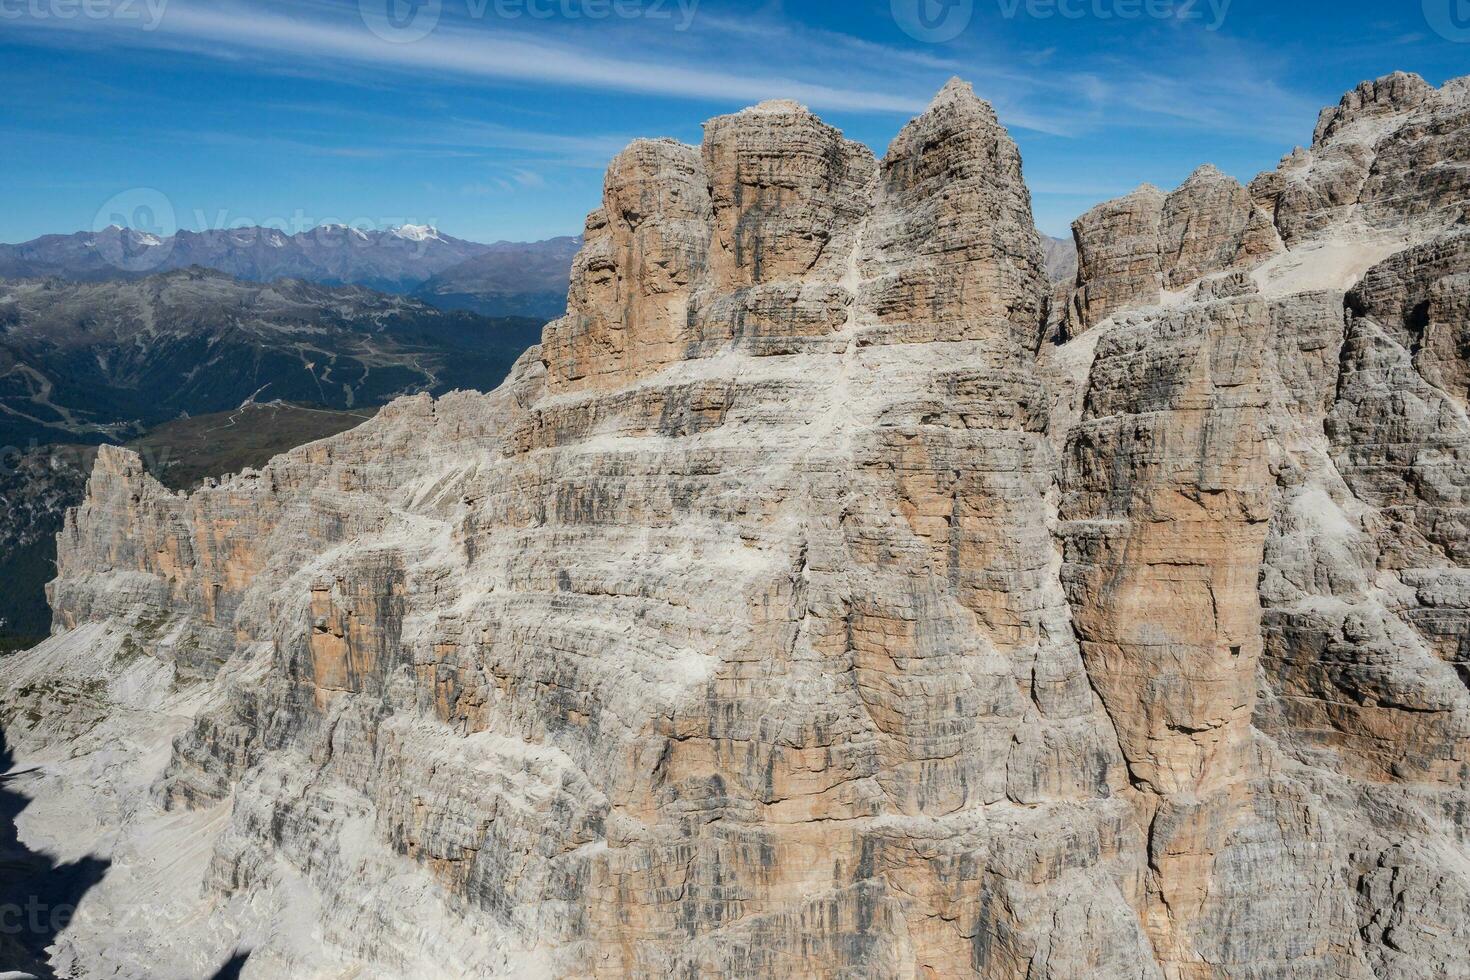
[208,950,252,979]
[0,727,110,978]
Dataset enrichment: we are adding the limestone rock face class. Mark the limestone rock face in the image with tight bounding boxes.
[4,73,1470,980]
[1160,165,1283,289]
[1065,71,1469,340]
[1065,183,1165,334]
[1063,167,1283,337]
[1330,234,1470,568]
[1312,71,1437,144]
[1249,71,1470,246]
[1349,228,1470,403]
[542,138,713,390]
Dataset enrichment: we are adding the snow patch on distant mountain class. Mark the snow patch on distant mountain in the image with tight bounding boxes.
[392,224,442,242]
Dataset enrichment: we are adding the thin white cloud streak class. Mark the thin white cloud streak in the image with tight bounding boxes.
[7,2,930,115]
[229,100,636,163]
[5,1,1333,150]
[691,12,970,73]
[422,119,637,160]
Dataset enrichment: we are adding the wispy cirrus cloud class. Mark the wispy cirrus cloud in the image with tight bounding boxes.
[3,0,1330,147]
[415,119,639,165]
[5,0,932,115]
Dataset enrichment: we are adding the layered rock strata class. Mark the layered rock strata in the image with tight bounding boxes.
[1062,168,1283,338]
[2,73,1469,979]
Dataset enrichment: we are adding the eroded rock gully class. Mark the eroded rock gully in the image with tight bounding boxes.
[2,74,1468,978]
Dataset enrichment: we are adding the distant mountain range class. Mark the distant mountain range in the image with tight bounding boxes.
[0,267,544,449]
[1042,234,1077,284]
[411,235,582,320]
[0,225,581,319]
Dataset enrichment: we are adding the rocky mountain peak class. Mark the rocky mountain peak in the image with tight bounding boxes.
[911,75,999,126]
[928,75,977,106]
[741,97,809,115]
[1183,162,1224,182]
[1313,70,1435,143]
[546,81,1039,390]
[1256,72,1468,246]
[1059,72,1470,337]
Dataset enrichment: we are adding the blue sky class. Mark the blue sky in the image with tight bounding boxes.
[3,0,1466,243]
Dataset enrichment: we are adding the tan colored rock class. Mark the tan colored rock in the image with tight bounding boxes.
[542,139,711,391]
[703,99,873,289]
[860,78,1046,350]
[1160,165,1283,289]
[1064,183,1165,335]
[1349,228,1470,406]
[1312,71,1436,144]
[1063,167,1283,337]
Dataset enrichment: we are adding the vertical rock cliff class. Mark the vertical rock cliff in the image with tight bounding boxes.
[2,73,1468,979]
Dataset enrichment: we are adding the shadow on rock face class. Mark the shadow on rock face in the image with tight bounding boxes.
[208,950,252,979]
[0,727,110,979]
